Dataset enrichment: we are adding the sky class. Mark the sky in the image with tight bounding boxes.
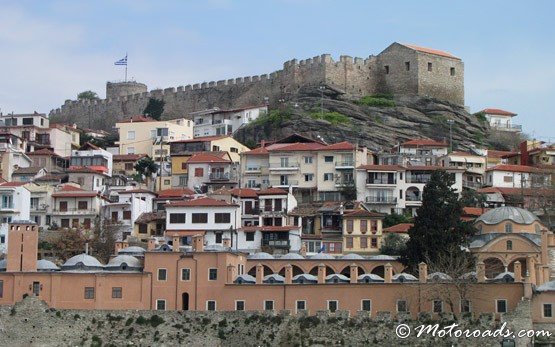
[1,0,554,140]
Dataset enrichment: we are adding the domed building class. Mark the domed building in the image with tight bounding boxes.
[470,206,551,284]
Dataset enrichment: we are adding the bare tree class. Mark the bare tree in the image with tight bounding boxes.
[90,217,120,263]
[51,228,89,261]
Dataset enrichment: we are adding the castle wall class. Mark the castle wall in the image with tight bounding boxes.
[375,43,420,97]
[416,52,464,105]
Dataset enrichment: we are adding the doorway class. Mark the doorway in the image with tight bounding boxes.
[182,292,189,310]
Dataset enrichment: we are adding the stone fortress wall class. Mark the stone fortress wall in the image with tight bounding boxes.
[49,42,464,130]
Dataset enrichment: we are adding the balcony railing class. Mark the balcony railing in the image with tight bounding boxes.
[335,161,355,168]
[366,178,396,185]
[492,123,522,131]
[365,196,398,204]
[269,180,299,187]
[209,172,232,181]
[405,196,422,202]
[268,162,300,170]
[406,177,430,184]
[463,180,482,189]
[245,166,262,173]
[52,208,98,215]
[261,208,286,215]
[262,240,290,248]
[30,205,48,211]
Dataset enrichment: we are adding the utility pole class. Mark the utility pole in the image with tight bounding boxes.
[447,119,455,153]
[319,85,325,117]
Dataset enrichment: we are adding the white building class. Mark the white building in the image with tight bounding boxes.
[0,182,31,254]
[439,151,486,189]
[50,184,103,229]
[104,188,156,238]
[484,164,539,189]
[480,108,522,132]
[191,106,267,138]
[0,133,31,182]
[70,142,113,177]
[185,152,237,193]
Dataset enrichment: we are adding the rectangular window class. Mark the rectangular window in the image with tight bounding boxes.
[215,233,222,244]
[450,67,456,76]
[361,299,372,312]
[127,147,135,154]
[397,300,407,312]
[181,268,191,281]
[84,287,95,299]
[360,236,368,249]
[246,232,255,241]
[428,62,433,71]
[324,173,334,181]
[503,176,513,183]
[77,201,88,210]
[156,299,166,310]
[0,280,3,298]
[346,220,353,232]
[207,300,216,311]
[125,163,134,171]
[304,156,313,164]
[123,211,131,220]
[194,168,204,177]
[264,300,274,311]
[214,213,231,223]
[346,237,353,249]
[304,174,313,182]
[543,304,553,318]
[327,300,338,313]
[112,287,122,299]
[496,299,507,313]
[61,219,70,228]
[296,300,306,313]
[127,131,135,140]
[405,61,410,71]
[169,213,186,224]
[433,300,443,313]
[324,156,334,163]
[371,237,378,248]
[157,268,167,281]
[461,299,471,313]
[384,65,389,74]
[360,220,368,232]
[209,268,218,281]
[192,213,208,223]
[235,300,245,311]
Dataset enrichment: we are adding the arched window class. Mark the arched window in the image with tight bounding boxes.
[506,240,513,250]
[505,223,513,233]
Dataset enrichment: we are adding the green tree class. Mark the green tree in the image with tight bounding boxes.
[401,171,477,272]
[380,233,407,256]
[134,157,158,188]
[383,213,412,228]
[143,98,165,120]
[339,180,357,201]
[459,189,487,207]
[77,90,99,100]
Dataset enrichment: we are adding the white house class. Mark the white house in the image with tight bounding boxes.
[50,184,103,230]
[185,152,237,193]
[484,164,540,188]
[70,142,113,177]
[480,108,522,132]
[191,105,267,138]
[104,188,157,238]
[439,151,486,189]
[0,182,31,254]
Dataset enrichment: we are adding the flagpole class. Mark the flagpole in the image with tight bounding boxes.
[125,53,128,82]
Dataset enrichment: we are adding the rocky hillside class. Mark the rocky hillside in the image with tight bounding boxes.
[235,87,489,152]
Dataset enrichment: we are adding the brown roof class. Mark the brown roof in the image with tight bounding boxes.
[113,154,148,161]
[12,167,43,175]
[257,188,288,195]
[170,135,228,144]
[480,108,516,116]
[52,184,98,198]
[462,207,489,216]
[157,188,195,198]
[135,211,165,224]
[117,115,156,123]
[401,139,448,147]
[243,146,270,155]
[486,164,538,173]
[383,223,413,234]
[166,197,238,207]
[67,166,109,175]
[119,189,157,195]
[343,209,385,218]
[26,148,59,157]
[229,188,258,198]
[186,153,231,164]
[401,44,460,60]
[0,181,28,187]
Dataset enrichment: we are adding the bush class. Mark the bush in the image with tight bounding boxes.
[91,335,102,347]
[309,111,350,125]
[150,314,165,327]
[136,316,148,325]
[356,95,395,107]
[251,109,292,126]
[125,317,134,326]
[474,111,487,123]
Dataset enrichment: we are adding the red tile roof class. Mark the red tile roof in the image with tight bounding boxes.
[480,108,516,116]
[401,139,448,147]
[487,150,518,159]
[343,209,385,218]
[401,44,460,60]
[449,151,482,157]
[157,188,195,198]
[319,141,355,151]
[383,223,413,234]
[67,166,109,175]
[166,197,238,207]
[486,164,538,173]
[357,164,405,171]
[186,153,231,164]
[0,181,28,187]
[243,146,270,155]
[229,188,258,198]
[119,189,157,195]
[117,115,156,123]
[462,207,489,216]
[113,154,148,161]
[52,184,98,198]
[26,148,59,157]
[170,135,228,144]
[240,225,299,232]
[257,188,288,195]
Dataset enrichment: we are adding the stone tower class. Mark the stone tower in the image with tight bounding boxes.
[6,221,38,272]
[106,81,148,100]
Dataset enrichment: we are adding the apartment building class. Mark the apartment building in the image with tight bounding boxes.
[439,151,486,189]
[50,184,104,230]
[0,182,30,253]
[0,133,31,182]
[184,152,237,193]
[115,116,193,157]
[342,210,384,255]
[26,183,54,228]
[484,164,545,189]
[191,105,267,138]
[26,148,68,172]
[112,154,148,176]
[70,142,113,177]
[104,188,156,238]
[480,108,522,132]
[382,139,449,166]
[240,134,367,203]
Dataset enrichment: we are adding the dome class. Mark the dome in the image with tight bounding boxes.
[279,253,304,260]
[427,272,452,281]
[308,253,335,260]
[392,273,418,283]
[37,259,60,271]
[292,274,318,284]
[105,255,142,271]
[204,245,227,252]
[234,274,256,284]
[537,280,555,292]
[341,253,364,260]
[325,274,350,283]
[357,273,385,283]
[460,271,477,281]
[118,246,146,255]
[263,274,285,284]
[0,259,6,271]
[247,252,274,260]
[476,206,539,225]
[368,255,398,261]
[62,254,103,271]
[492,271,514,283]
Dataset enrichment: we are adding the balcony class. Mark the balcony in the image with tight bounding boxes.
[0,204,16,212]
[405,196,422,202]
[491,123,522,132]
[244,166,262,174]
[52,208,98,215]
[262,239,290,249]
[365,196,398,204]
[335,161,355,169]
[30,205,48,212]
[463,180,482,189]
[366,178,396,185]
[406,177,430,184]
[335,180,354,187]
[269,180,298,188]
[209,172,233,181]
[268,162,300,171]
[261,208,286,216]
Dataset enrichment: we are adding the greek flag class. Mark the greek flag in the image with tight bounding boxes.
[114,55,127,66]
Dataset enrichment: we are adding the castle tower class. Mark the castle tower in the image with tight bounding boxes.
[106,81,147,100]
[6,221,38,272]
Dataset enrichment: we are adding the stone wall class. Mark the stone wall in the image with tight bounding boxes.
[0,297,539,346]
[49,44,465,131]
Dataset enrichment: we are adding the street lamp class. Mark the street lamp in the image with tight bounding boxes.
[318,85,325,117]
[447,119,455,152]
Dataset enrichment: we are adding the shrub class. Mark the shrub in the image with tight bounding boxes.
[474,111,487,123]
[356,95,395,107]
[251,109,292,126]
[10,308,16,316]
[218,318,228,327]
[150,314,165,328]
[125,317,134,326]
[91,335,102,347]
[55,311,61,318]
[136,316,148,325]
[309,111,350,125]
[74,314,80,320]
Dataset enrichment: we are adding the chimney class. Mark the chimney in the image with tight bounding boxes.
[222,238,231,249]
[543,266,551,286]
[256,263,264,284]
[300,242,307,257]
[349,263,358,284]
[192,234,204,252]
[285,264,293,284]
[514,261,522,282]
[476,261,486,283]
[114,241,124,254]
[147,237,157,251]
[541,229,549,265]
[317,263,326,284]
[418,262,428,283]
[172,235,180,252]
[227,264,237,284]
[6,222,38,272]
[384,263,393,283]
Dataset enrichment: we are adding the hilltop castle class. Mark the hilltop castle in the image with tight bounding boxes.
[50,42,464,130]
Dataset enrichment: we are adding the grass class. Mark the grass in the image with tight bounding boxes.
[356,94,395,107]
[474,111,487,123]
[309,111,350,125]
[251,109,292,126]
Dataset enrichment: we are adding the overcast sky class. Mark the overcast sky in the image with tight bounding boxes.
[1,0,554,140]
